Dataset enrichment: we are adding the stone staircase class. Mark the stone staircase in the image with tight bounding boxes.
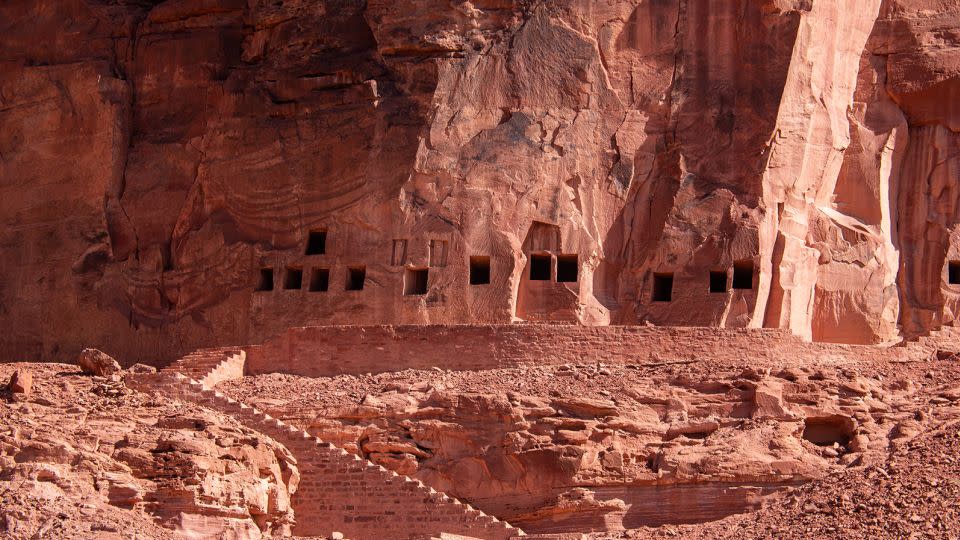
[139,349,524,540]
[160,347,245,388]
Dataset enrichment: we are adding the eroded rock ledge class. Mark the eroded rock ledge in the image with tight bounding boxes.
[218,351,960,535]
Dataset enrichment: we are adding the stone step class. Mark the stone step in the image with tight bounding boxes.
[151,350,523,539]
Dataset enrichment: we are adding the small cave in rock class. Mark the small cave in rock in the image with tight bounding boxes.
[346,266,366,291]
[652,273,673,302]
[404,267,429,295]
[284,267,303,290]
[256,268,274,292]
[949,260,960,285]
[802,416,853,448]
[709,270,728,293]
[710,270,727,292]
[733,260,754,290]
[557,254,578,283]
[309,268,329,292]
[305,230,327,255]
[470,256,490,285]
[530,253,552,281]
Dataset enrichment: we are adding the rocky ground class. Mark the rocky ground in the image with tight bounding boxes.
[218,350,960,537]
[0,363,299,539]
[2,351,959,539]
[624,416,960,540]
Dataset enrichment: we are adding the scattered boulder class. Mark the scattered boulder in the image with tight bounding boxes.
[664,420,720,441]
[126,363,157,374]
[936,349,959,361]
[551,397,618,418]
[510,488,628,532]
[368,452,419,475]
[753,379,794,420]
[76,348,122,377]
[362,438,430,458]
[7,370,32,398]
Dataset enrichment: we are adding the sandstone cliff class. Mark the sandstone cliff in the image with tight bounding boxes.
[0,0,958,363]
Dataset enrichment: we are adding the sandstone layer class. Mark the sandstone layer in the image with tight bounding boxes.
[0,1,958,364]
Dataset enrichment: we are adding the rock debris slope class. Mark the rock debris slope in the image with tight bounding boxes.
[0,363,299,539]
[0,1,958,364]
[217,349,960,536]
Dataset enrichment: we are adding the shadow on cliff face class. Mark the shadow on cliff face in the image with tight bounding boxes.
[0,0,450,362]
[595,1,801,327]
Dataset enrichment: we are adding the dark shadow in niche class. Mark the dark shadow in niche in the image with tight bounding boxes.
[470,256,491,285]
[733,260,754,289]
[404,267,429,295]
[709,270,727,293]
[256,268,274,292]
[802,416,852,449]
[652,273,673,302]
[530,254,552,281]
[305,230,327,255]
[557,255,578,283]
[949,261,960,285]
[346,266,365,291]
[284,267,303,290]
[309,268,329,292]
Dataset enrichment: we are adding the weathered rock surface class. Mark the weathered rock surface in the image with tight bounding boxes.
[0,363,298,539]
[6,370,32,398]
[0,1,958,364]
[218,352,960,534]
[600,413,960,539]
[76,348,122,377]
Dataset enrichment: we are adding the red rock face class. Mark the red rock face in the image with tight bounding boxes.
[0,0,957,363]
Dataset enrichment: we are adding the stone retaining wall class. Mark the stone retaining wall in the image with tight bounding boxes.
[243,324,920,378]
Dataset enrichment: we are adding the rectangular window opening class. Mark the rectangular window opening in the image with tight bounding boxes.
[305,230,327,255]
[346,266,366,291]
[283,267,303,290]
[652,273,673,302]
[404,267,429,295]
[557,254,578,283]
[530,253,552,281]
[733,260,754,290]
[709,270,728,293]
[256,268,274,292]
[470,256,491,285]
[950,261,960,285]
[309,268,329,292]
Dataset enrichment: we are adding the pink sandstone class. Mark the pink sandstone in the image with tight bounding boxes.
[0,1,957,365]
[2,1,960,539]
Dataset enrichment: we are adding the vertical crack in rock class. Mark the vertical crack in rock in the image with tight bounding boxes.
[0,1,957,360]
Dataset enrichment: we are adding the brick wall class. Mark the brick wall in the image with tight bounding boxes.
[243,324,915,377]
